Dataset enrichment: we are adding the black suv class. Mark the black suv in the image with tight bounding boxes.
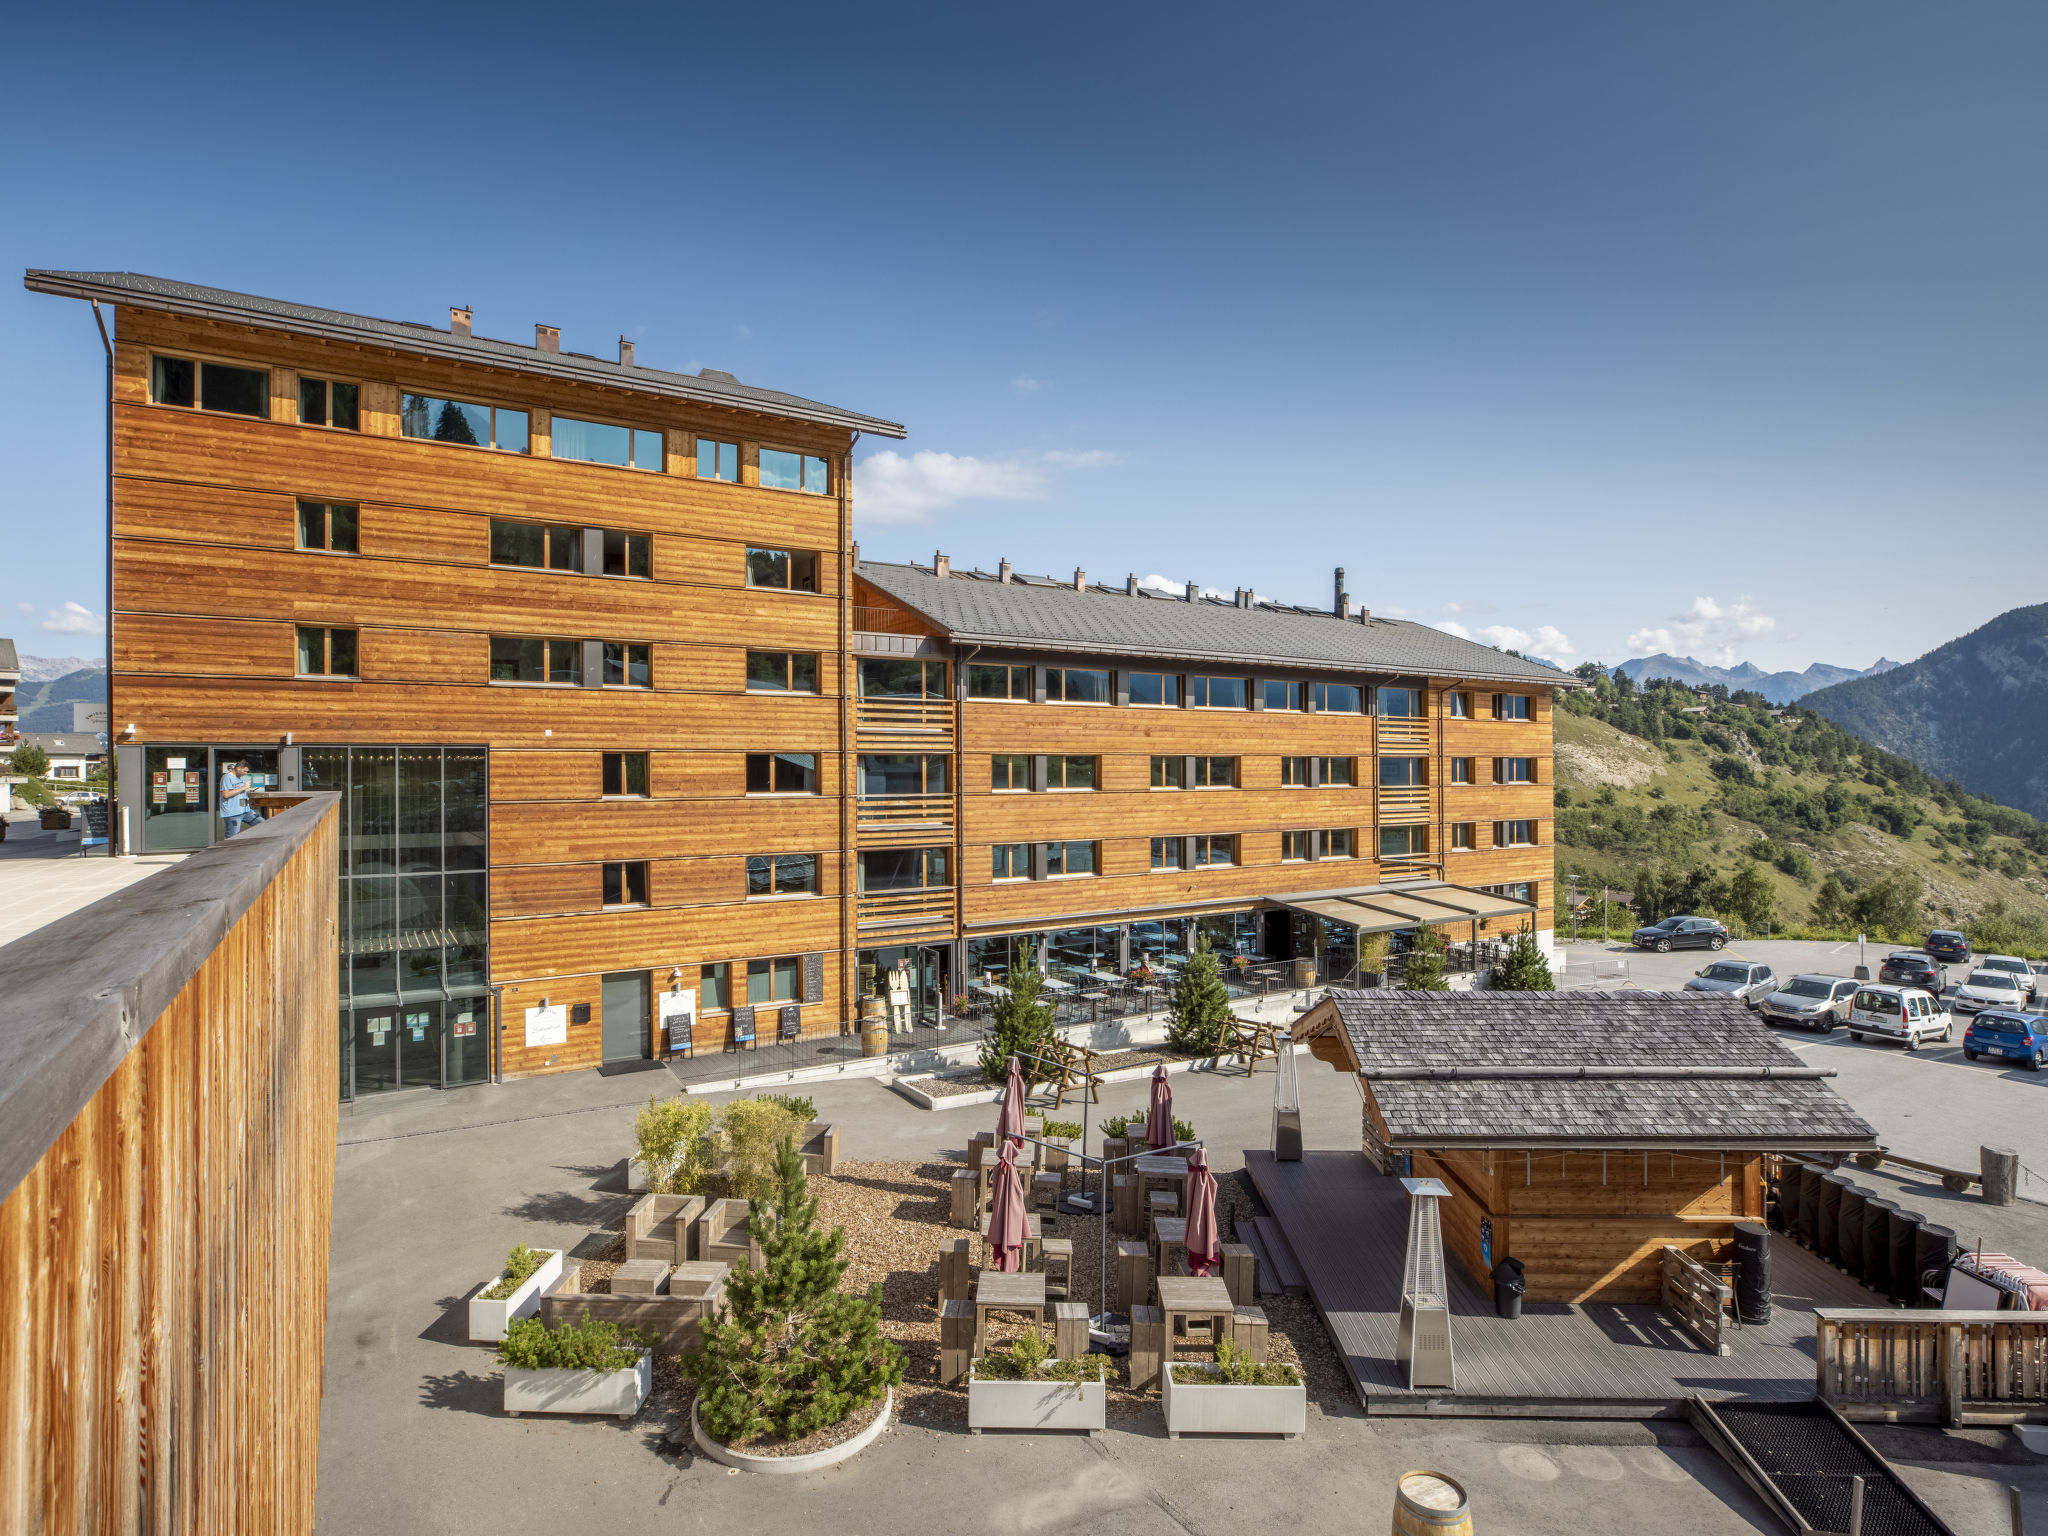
[1878,951,1944,993]
[1925,930,1972,964]
[1629,915,1730,952]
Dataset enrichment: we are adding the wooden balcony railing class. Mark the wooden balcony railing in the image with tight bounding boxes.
[855,887,955,929]
[1378,717,1429,749]
[856,793,953,829]
[856,697,953,737]
[1816,1308,2048,1424]
[1378,786,1430,815]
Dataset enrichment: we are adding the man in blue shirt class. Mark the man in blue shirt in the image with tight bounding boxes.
[219,759,257,838]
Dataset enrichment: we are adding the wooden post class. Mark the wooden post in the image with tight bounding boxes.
[1232,1305,1270,1362]
[1114,1174,1142,1236]
[937,1238,972,1304]
[950,1169,979,1229]
[1052,1301,1089,1359]
[1129,1305,1165,1392]
[938,1299,974,1384]
[1116,1239,1151,1314]
[1848,1475,1864,1536]
[1221,1243,1256,1305]
[968,1130,994,1174]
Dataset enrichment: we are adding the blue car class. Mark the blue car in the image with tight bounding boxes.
[1961,1009,2048,1070]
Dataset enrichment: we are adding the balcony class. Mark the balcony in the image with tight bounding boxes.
[856,886,955,931]
[856,792,953,833]
[1377,785,1430,815]
[1377,717,1428,749]
[856,696,952,738]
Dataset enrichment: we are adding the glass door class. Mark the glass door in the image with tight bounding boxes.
[601,971,651,1063]
[400,1003,443,1085]
[142,746,213,851]
[351,1007,401,1094]
[445,996,491,1085]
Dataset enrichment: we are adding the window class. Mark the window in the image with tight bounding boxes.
[1377,687,1422,719]
[1481,881,1536,904]
[855,753,941,796]
[1045,840,1098,877]
[603,642,652,687]
[1494,757,1537,784]
[1450,757,1474,785]
[1045,667,1111,704]
[746,547,821,592]
[491,520,580,571]
[603,752,649,797]
[1193,834,1235,867]
[859,847,949,890]
[1150,756,1185,789]
[1447,691,1471,719]
[751,752,821,793]
[1192,756,1237,788]
[1494,693,1533,721]
[1311,682,1363,713]
[297,626,358,677]
[1450,822,1476,851]
[991,754,1030,791]
[697,438,740,481]
[747,853,819,897]
[701,962,730,1010]
[603,861,649,906]
[1379,756,1428,788]
[1263,680,1303,711]
[1318,756,1354,787]
[151,354,270,419]
[1317,829,1353,859]
[967,663,1031,700]
[759,448,831,494]
[1150,837,1184,870]
[297,499,358,554]
[992,843,1031,880]
[401,393,528,451]
[491,637,581,684]
[1281,831,1310,861]
[1128,671,1180,707]
[859,659,946,697]
[1494,819,1537,847]
[1187,675,1247,709]
[1379,825,1429,858]
[747,956,800,1004]
[1280,756,1310,787]
[552,415,663,470]
[602,530,651,578]
[1045,755,1097,790]
[298,376,359,431]
[747,651,821,692]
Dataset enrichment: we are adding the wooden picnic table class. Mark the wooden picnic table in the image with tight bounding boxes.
[1227,1015,1286,1072]
[973,1270,1048,1355]
[1154,1274,1233,1356]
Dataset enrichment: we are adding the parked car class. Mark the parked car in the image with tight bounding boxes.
[1924,930,1972,964]
[1685,960,1777,1006]
[1961,1010,2048,1070]
[1629,915,1729,952]
[1759,974,1860,1032]
[1877,951,1944,994]
[1952,968,2032,1016]
[1848,985,1951,1049]
[1976,954,2040,1005]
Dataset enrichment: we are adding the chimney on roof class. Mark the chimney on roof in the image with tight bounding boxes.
[618,336,635,367]
[1183,578,1197,603]
[1334,566,1351,620]
[934,551,951,578]
[1357,607,1371,623]
[536,324,560,353]
[999,558,1013,584]
[1073,568,1086,592]
[851,541,861,567]
[1126,574,1139,596]
[450,306,472,339]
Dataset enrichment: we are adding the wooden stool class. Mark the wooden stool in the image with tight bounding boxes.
[968,1131,994,1174]
[950,1169,980,1229]
[1231,1305,1269,1362]
[1042,1236,1074,1300]
[1147,1189,1179,1222]
[1032,1171,1062,1213]
[1113,1175,1143,1237]
[937,1238,973,1305]
[1129,1305,1164,1393]
[611,1259,669,1297]
[1115,1239,1151,1315]
[1052,1300,1090,1360]
[1220,1242,1256,1305]
[938,1299,975,1385]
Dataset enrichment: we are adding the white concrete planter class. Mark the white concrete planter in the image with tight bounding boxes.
[502,1350,651,1418]
[467,1249,565,1343]
[967,1374,1106,1435]
[1161,1365,1306,1439]
[692,1386,894,1472]
[624,1155,650,1192]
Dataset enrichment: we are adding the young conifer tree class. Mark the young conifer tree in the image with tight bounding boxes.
[1166,937,1235,1054]
[1489,922,1555,990]
[1402,925,1451,991]
[978,942,1060,1083]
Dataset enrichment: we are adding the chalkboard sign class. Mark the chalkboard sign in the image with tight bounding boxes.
[731,1006,756,1046]
[802,952,825,1004]
[779,1005,802,1039]
[81,802,111,849]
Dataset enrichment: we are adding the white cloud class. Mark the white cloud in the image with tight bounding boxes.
[1626,596,1776,666]
[853,448,1113,526]
[40,601,102,635]
[14,601,31,614]
[1437,616,1573,662]
[1438,620,1471,640]
[1011,377,1041,394]
[1139,575,1229,601]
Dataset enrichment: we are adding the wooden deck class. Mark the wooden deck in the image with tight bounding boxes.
[1245,1150,1887,1418]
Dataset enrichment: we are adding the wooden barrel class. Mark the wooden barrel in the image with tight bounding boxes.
[1393,1470,1472,1536]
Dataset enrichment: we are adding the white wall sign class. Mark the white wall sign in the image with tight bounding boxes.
[524,1004,568,1048]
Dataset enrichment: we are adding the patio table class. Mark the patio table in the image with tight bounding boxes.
[1134,1154,1190,1209]
[1154,1274,1233,1355]
[1041,976,1076,993]
[980,1210,1042,1270]
[973,1270,1048,1355]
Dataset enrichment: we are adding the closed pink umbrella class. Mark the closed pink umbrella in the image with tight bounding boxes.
[997,1054,1028,1148]
[987,1143,1029,1273]
[1183,1149,1221,1276]
[1146,1062,1174,1149]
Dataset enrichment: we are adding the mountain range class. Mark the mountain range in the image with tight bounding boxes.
[1806,604,2048,823]
[13,659,108,734]
[1615,653,1899,704]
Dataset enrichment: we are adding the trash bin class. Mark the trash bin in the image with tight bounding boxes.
[1491,1256,1526,1320]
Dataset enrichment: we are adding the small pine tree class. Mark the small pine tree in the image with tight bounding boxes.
[977,943,1061,1083]
[1165,938,1235,1054]
[8,743,50,779]
[683,1135,904,1443]
[1489,923,1554,990]
[1402,926,1450,991]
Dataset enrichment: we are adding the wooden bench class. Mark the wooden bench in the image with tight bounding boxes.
[624,1193,703,1264]
[697,1198,763,1269]
[798,1121,841,1178]
[539,1260,727,1353]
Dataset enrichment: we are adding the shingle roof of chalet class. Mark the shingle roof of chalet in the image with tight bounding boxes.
[22,271,905,439]
[858,561,1568,685]
[0,638,17,673]
[1317,989,1877,1149]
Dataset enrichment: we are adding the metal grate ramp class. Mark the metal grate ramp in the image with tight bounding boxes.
[1690,1398,1957,1536]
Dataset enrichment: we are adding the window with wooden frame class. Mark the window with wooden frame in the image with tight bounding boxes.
[701,962,731,1010]
[297,375,360,431]
[602,530,651,578]
[746,651,821,693]
[752,752,822,794]
[1045,840,1098,877]
[1311,681,1363,713]
[1150,837,1184,870]
[1193,834,1235,867]
[1317,829,1354,859]
[1281,831,1311,862]
[746,853,819,898]
[1187,675,1247,709]
[552,415,663,471]
[859,847,949,890]
[490,520,579,571]
[1317,756,1354,787]
[747,956,801,1004]
[758,448,831,494]
[1449,822,1476,850]
[1150,755,1185,789]
[746,547,821,592]
[1376,687,1422,719]
[1493,757,1537,784]
[603,860,649,906]
[1045,755,1097,790]
[1127,671,1181,707]
[1378,756,1428,788]
[296,626,358,677]
[1379,825,1429,858]
[859,659,946,697]
[991,753,1030,791]
[1263,680,1304,711]
[697,437,740,481]
[602,752,649,797]
[602,642,652,688]
[400,392,528,451]
[1447,691,1471,719]
[151,353,270,419]
[1493,819,1537,847]
[967,663,1032,700]
[1480,880,1536,905]
[992,843,1030,881]
[490,636,581,685]
[1493,693,1533,721]
[1045,667,1112,704]
[297,499,358,554]
[1192,756,1237,788]
[1280,756,1310,787]
[1449,757,1474,785]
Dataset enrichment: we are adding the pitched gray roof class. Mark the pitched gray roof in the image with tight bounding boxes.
[0,638,17,674]
[858,561,1567,685]
[1318,989,1877,1148]
[12,733,105,755]
[23,271,905,439]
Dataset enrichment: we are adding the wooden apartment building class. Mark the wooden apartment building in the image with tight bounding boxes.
[28,269,1564,1097]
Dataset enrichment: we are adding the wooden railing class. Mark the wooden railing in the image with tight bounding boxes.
[1662,1245,1731,1356]
[1378,717,1429,749]
[1378,786,1430,814]
[856,697,953,737]
[1816,1308,2048,1424]
[856,887,956,929]
[856,792,953,828]
[852,606,935,637]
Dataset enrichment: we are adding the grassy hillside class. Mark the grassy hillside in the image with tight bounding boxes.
[15,666,107,733]
[1553,670,2048,956]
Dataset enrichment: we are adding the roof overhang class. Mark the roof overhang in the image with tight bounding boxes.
[1267,880,1535,934]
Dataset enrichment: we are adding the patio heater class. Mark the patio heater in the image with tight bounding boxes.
[1396,1176,1455,1390]
[1271,1037,1302,1160]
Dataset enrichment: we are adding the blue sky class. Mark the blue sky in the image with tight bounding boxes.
[3,2,2041,671]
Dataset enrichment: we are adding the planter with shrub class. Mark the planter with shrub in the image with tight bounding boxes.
[499,1312,653,1418]
[1161,1340,1305,1438]
[469,1243,564,1342]
[968,1328,1109,1435]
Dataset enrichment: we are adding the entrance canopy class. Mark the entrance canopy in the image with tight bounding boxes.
[1266,880,1534,934]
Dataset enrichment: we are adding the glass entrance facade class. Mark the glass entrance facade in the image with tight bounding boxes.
[304,746,489,1097]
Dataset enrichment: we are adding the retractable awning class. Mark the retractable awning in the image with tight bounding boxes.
[1266,881,1535,933]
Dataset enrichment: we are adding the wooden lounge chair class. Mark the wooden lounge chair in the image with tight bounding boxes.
[696,1197,763,1269]
[624,1193,703,1264]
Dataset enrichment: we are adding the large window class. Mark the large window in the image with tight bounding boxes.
[1493,693,1533,721]
[1378,756,1427,788]
[491,520,579,570]
[698,438,739,481]
[401,393,528,451]
[490,636,581,684]
[1150,837,1183,870]
[1045,755,1097,790]
[747,956,801,1004]
[859,658,946,698]
[1128,671,1180,707]
[858,754,942,796]
[1377,687,1422,719]
[552,415,663,471]
[1192,756,1236,788]
[860,847,950,890]
[604,861,649,905]
[602,642,651,687]
[747,547,821,592]
[751,752,821,793]
[701,962,731,1011]
[759,448,830,494]
[1494,819,1537,847]
[298,499,358,554]
[1319,756,1355,787]
[603,752,649,797]
[1193,834,1235,867]
[1045,840,1098,877]
[747,853,818,897]
[747,651,821,693]
[991,753,1030,791]
[992,843,1030,880]
[298,375,360,431]
[297,626,358,677]
[1045,667,1111,703]
[967,663,1031,700]
[1317,829,1353,859]
[1187,675,1246,709]
[1312,682,1363,713]
[602,530,651,578]
[1494,757,1537,784]
[151,354,269,419]
[1379,825,1429,858]
[1263,680,1303,711]
[1150,756,1184,789]
[1481,881,1537,905]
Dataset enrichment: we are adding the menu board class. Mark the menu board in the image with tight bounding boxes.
[659,989,695,1051]
[803,951,825,1003]
[731,1005,756,1043]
